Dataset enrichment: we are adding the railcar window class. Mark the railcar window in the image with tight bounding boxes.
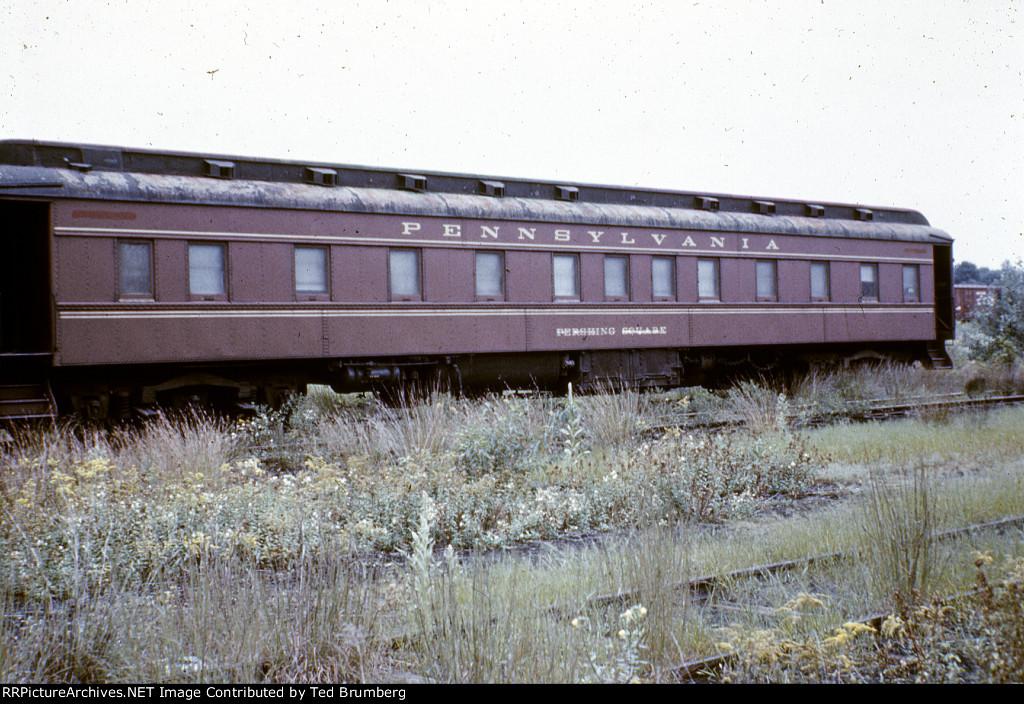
[860,263,879,301]
[652,256,675,300]
[475,251,504,299]
[553,254,580,300]
[295,246,328,295]
[389,249,421,300]
[604,255,629,300]
[189,243,227,297]
[810,261,830,301]
[697,259,720,301]
[902,265,920,302]
[118,241,152,298]
[755,260,778,301]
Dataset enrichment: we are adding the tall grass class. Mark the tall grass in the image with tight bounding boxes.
[3,363,1024,682]
[727,380,789,432]
[577,386,652,448]
[313,393,464,462]
[0,551,386,683]
[806,406,1024,467]
[858,464,938,602]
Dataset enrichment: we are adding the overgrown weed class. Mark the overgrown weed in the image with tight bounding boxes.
[714,550,1024,684]
[859,464,938,602]
[4,360,1023,683]
[727,379,789,433]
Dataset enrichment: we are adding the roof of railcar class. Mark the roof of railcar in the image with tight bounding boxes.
[0,139,952,244]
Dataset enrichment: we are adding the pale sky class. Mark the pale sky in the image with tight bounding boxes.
[2,0,1021,267]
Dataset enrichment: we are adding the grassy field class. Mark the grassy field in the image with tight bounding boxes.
[2,360,1023,683]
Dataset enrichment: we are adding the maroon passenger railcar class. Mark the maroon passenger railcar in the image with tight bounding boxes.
[0,140,954,419]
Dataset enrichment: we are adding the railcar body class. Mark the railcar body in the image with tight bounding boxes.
[0,140,954,419]
[954,284,1000,322]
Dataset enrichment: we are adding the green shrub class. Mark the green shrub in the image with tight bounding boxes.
[452,397,540,477]
[966,260,1024,364]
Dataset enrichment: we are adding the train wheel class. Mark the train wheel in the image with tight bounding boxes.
[261,384,300,409]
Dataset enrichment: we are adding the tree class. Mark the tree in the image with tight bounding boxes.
[955,261,979,283]
[955,261,1000,284]
[967,260,1024,363]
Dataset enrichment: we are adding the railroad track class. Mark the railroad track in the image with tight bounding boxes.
[383,513,1024,679]
[545,513,1024,682]
[846,393,1024,422]
[224,392,1024,460]
[661,392,1024,433]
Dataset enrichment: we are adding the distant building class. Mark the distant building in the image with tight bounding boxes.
[954,284,1001,321]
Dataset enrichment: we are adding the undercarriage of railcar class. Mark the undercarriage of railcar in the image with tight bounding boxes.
[43,339,946,420]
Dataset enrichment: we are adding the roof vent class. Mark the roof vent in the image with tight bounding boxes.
[203,159,236,179]
[805,204,825,218]
[478,180,505,197]
[754,200,776,215]
[63,157,93,172]
[397,173,427,192]
[81,147,124,171]
[554,185,579,202]
[695,196,720,211]
[305,166,338,187]
[856,208,874,221]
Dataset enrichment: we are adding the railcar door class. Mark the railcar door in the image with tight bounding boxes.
[933,244,954,340]
[0,200,52,355]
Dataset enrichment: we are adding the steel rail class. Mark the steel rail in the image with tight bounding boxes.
[660,514,1024,681]
[553,514,1024,618]
[654,392,1024,433]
